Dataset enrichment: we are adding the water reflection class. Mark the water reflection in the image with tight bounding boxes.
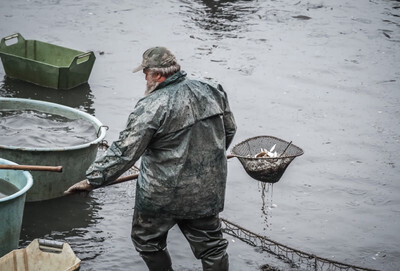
[181,0,259,38]
[0,77,95,115]
[20,194,99,239]
[19,193,107,261]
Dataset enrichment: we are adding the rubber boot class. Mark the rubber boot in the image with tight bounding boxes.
[201,252,229,271]
[140,249,174,271]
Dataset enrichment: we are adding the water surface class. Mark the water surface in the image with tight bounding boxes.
[0,110,98,148]
[0,0,399,270]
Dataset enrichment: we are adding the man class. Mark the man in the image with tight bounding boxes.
[65,47,237,271]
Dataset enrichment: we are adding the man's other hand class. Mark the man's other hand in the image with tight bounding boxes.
[64,179,94,195]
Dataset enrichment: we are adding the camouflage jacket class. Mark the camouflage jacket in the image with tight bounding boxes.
[86,71,236,219]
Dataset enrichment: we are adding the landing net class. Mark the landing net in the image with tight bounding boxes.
[231,136,303,183]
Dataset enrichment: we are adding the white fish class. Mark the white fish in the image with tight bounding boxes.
[255,146,278,158]
[269,144,276,152]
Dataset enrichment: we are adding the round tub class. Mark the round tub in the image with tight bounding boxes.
[0,158,33,257]
[0,97,107,202]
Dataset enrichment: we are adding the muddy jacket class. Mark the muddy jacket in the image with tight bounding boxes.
[86,71,236,219]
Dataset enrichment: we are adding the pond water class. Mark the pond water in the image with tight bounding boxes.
[0,0,399,270]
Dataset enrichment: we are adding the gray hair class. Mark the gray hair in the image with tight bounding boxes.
[147,63,181,78]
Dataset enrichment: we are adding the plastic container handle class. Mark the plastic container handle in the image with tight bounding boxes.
[73,51,94,65]
[38,239,64,253]
[4,33,19,41]
[0,33,25,48]
[38,239,64,249]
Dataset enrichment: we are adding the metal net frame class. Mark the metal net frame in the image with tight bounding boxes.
[220,218,379,271]
[230,136,304,183]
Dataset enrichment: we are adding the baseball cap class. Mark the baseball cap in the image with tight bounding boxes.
[132,47,178,73]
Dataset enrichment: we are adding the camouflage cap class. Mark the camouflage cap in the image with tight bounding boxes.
[132,47,178,73]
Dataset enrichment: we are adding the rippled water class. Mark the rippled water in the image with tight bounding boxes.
[0,0,399,270]
[0,110,98,148]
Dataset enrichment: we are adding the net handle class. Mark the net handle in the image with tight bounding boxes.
[279,141,292,157]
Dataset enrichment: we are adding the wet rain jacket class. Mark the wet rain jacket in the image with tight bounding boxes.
[86,71,237,219]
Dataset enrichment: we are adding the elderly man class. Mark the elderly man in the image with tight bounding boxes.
[65,47,237,271]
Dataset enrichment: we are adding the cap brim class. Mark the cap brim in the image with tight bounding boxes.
[132,64,144,73]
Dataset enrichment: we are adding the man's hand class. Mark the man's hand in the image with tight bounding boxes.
[64,179,94,195]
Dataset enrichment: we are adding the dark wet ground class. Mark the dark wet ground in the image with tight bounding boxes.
[1,1,399,270]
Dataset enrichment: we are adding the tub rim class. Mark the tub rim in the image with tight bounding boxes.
[0,97,107,151]
[0,158,33,202]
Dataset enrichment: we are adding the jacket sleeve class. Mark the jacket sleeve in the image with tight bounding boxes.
[217,84,237,149]
[86,98,161,186]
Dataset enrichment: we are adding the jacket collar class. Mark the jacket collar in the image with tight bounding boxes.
[155,70,187,90]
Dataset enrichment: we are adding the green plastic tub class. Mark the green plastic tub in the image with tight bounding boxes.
[0,158,33,257]
[0,33,95,89]
[0,97,107,202]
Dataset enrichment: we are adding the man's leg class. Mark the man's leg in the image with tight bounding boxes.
[131,210,176,271]
[178,214,229,271]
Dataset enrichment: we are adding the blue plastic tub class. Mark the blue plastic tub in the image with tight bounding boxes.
[0,158,33,257]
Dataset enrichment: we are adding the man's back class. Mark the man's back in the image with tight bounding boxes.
[135,71,236,219]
